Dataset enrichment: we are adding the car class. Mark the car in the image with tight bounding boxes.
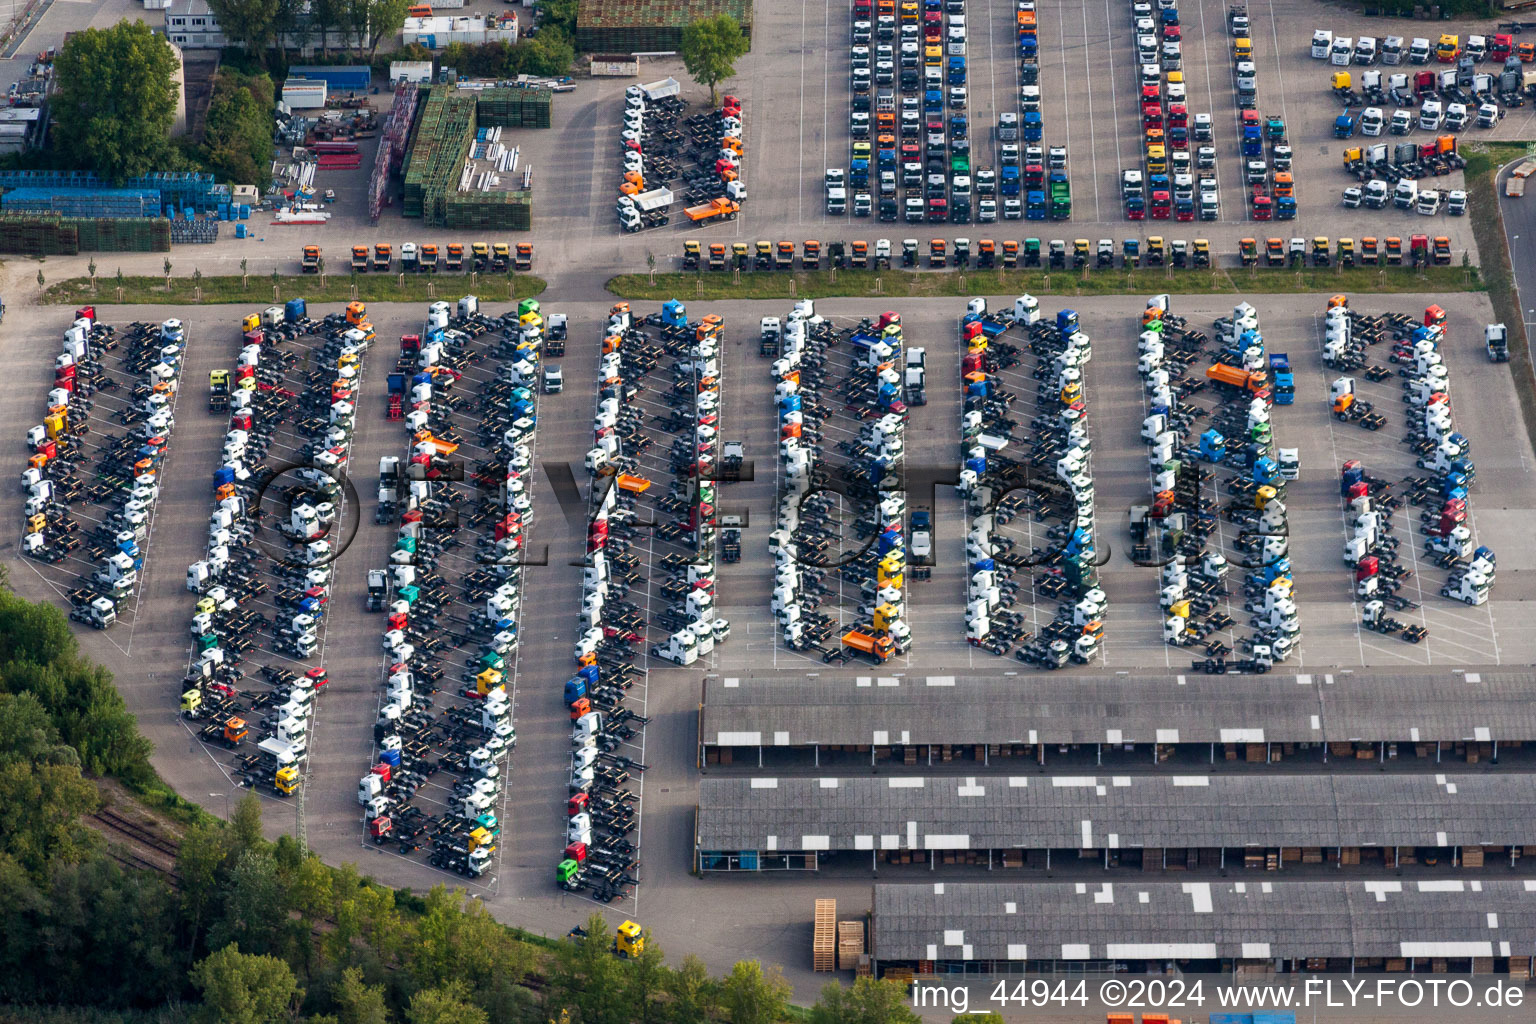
[910,523,932,559]
[542,365,563,394]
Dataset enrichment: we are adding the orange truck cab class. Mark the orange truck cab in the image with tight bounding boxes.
[840,629,895,662]
[1206,363,1267,394]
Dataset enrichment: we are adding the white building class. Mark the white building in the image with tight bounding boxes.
[164,0,367,52]
[165,0,224,49]
[401,14,519,49]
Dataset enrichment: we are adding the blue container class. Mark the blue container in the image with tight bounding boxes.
[285,298,307,320]
[288,64,371,91]
[234,223,247,238]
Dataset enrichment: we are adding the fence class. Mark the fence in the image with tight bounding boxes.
[0,170,218,212]
[0,213,171,254]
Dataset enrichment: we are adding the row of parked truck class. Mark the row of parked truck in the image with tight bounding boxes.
[1315,30,1536,68]
[302,243,535,274]
[616,79,745,232]
[25,312,185,632]
[1330,64,1534,139]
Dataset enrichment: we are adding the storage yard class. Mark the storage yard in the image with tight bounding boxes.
[13,0,1536,1003]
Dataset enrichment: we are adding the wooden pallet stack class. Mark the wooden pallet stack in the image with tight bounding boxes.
[836,920,864,970]
[812,899,836,972]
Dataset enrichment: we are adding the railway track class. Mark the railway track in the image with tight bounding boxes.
[88,808,181,885]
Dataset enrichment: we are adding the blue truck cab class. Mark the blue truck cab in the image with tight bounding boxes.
[1000,165,1021,195]
[948,56,966,84]
[1026,189,1046,219]
[1242,125,1263,156]
[1269,353,1294,404]
[1275,195,1296,219]
[1022,110,1043,141]
[1334,113,1356,138]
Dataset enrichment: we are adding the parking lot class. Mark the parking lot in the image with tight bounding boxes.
[700,292,1536,675]
[712,0,1536,262]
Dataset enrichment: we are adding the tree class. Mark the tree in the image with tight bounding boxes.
[719,960,791,1024]
[51,21,178,181]
[667,954,717,1024]
[360,0,411,61]
[519,30,574,77]
[405,981,487,1024]
[681,14,749,106]
[624,930,670,1024]
[536,0,577,36]
[177,818,231,954]
[204,71,276,185]
[192,944,300,1024]
[548,913,628,1024]
[809,977,922,1024]
[333,966,390,1024]
[206,0,281,58]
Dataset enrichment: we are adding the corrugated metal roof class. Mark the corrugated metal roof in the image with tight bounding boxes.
[874,880,1536,962]
[702,670,1536,747]
[577,0,752,29]
[696,773,1536,852]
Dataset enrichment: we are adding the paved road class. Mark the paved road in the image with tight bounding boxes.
[1495,154,1536,366]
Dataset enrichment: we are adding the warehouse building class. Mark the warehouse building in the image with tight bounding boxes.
[694,772,1536,873]
[576,0,752,54]
[697,671,1536,772]
[871,880,1536,976]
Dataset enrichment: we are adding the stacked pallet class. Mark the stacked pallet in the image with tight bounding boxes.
[836,920,864,971]
[812,899,835,972]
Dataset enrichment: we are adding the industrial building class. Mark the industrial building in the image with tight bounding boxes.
[575,0,752,53]
[871,881,1536,976]
[697,671,1535,771]
[695,773,1536,873]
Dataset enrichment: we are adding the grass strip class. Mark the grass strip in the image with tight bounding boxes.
[609,264,1482,301]
[42,272,547,306]
[1461,142,1536,463]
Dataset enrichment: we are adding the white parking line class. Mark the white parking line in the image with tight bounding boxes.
[1079,0,1101,219]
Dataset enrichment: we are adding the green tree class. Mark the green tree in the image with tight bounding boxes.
[192,944,300,1024]
[0,694,99,877]
[361,0,411,61]
[536,0,576,36]
[207,849,288,957]
[681,14,748,106]
[405,981,487,1024]
[549,913,628,1024]
[203,71,275,185]
[519,30,574,77]
[177,817,232,953]
[207,0,282,58]
[809,977,922,1024]
[51,21,178,181]
[624,930,670,1024]
[952,1015,1008,1024]
[333,966,390,1024]
[720,960,791,1024]
[667,954,717,1024]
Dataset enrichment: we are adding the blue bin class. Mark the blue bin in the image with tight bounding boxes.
[239,204,250,219]
[234,224,247,238]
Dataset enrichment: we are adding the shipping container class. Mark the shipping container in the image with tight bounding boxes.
[282,79,328,109]
[390,60,435,84]
[287,65,371,92]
